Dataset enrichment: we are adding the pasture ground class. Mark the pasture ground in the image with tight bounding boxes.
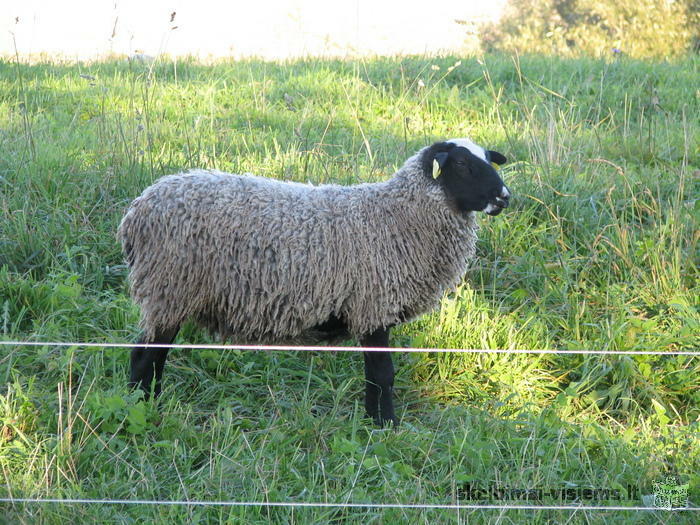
[0,54,698,523]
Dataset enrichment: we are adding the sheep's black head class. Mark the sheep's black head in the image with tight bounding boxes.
[422,139,510,216]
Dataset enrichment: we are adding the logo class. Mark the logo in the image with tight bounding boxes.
[652,476,689,510]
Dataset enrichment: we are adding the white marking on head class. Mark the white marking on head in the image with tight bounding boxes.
[447,138,487,161]
[501,186,510,198]
[484,202,499,214]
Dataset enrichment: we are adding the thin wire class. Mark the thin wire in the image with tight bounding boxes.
[0,341,697,355]
[0,497,695,511]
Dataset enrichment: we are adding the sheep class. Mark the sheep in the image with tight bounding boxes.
[118,138,510,426]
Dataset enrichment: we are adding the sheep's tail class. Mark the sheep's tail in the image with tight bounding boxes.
[116,206,138,268]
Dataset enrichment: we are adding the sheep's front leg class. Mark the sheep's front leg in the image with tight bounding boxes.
[128,326,179,398]
[361,327,397,427]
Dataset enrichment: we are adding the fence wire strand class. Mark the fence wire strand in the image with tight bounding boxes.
[0,497,696,511]
[0,340,698,355]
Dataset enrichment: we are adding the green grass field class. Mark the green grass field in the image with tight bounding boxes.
[0,53,698,524]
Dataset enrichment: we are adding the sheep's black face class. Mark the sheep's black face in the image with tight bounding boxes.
[423,140,510,216]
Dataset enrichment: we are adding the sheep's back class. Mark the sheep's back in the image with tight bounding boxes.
[118,170,356,341]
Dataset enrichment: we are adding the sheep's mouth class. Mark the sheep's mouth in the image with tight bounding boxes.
[483,197,509,216]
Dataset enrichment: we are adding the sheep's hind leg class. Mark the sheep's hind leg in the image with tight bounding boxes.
[361,327,397,427]
[128,326,179,398]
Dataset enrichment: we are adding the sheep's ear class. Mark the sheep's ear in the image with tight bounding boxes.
[487,150,507,167]
[432,152,449,178]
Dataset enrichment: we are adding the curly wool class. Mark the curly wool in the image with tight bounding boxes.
[118,148,479,342]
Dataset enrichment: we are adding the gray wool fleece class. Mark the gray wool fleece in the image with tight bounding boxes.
[118,147,479,342]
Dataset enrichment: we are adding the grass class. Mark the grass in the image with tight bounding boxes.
[0,52,698,524]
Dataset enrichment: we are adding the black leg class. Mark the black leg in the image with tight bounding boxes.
[128,326,179,398]
[361,327,397,427]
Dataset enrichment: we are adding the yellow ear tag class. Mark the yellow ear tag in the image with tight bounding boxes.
[491,162,501,170]
[432,159,441,179]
